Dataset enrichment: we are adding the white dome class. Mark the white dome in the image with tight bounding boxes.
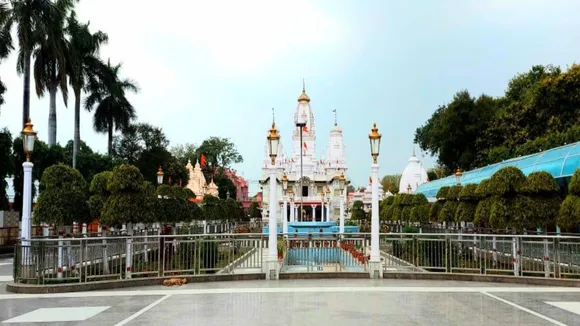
[399,153,428,193]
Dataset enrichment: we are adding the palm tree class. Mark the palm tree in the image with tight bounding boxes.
[33,0,75,146]
[66,11,107,168]
[4,0,72,128]
[84,59,139,155]
[0,2,13,114]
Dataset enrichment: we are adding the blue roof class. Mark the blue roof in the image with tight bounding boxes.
[415,141,580,198]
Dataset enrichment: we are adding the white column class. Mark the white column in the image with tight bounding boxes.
[311,205,317,221]
[266,165,279,279]
[369,164,382,278]
[326,200,331,222]
[282,195,288,235]
[339,193,345,234]
[21,162,33,265]
[290,200,295,223]
[321,201,325,222]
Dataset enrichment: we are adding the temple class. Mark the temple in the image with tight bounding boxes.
[399,150,429,194]
[260,84,348,222]
[185,159,219,198]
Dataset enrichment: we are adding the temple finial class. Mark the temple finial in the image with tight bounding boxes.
[412,147,416,157]
[333,109,337,126]
[272,107,275,125]
[302,78,305,92]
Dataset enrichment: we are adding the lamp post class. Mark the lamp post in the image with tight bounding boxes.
[288,186,295,223]
[368,123,382,279]
[455,169,463,186]
[266,121,280,279]
[21,119,37,264]
[325,186,331,222]
[296,116,306,222]
[338,172,346,234]
[282,173,289,235]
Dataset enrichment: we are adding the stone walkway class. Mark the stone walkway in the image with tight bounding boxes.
[2,279,580,325]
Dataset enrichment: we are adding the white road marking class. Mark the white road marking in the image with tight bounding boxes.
[546,302,580,316]
[0,276,12,282]
[482,292,568,326]
[0,286,580,300]
[0,263,12,266]
[113,295,171,326]
[1,306,110,323]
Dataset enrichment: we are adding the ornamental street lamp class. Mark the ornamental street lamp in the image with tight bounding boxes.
[21,119,37,264]
[288,186,295,223]
[338,172,346,234]
[157,167,164,185]
[368,123,382,279]
[455,168,463,186]
[266,121,280,279]
[325,186,331,222]
[281,173,289,234]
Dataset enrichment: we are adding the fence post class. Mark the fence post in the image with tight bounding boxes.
[479,235,485,275]
[445,235,451,273]
[554,237,560,278]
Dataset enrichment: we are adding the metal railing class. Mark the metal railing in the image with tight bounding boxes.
[11,232,580,285]
[14,233,265,284]
[380,233,580,278]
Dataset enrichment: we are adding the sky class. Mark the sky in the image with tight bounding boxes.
[1,0,580,195]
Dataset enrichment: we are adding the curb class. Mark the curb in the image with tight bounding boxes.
[6,273,265,294]
[383,272,580,287]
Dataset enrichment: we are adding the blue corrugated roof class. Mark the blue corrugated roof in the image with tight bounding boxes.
[415,141,580,198]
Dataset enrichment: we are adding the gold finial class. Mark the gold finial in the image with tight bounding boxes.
[157,166,164,176]
[333,109,337,126]
[272,107,275,124]
[369,123,381,140]
[298,79,310,102]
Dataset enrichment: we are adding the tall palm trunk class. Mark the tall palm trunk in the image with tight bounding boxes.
[72,88,81,168]
[22,52,31,128]
[48,86,57,147]
[107,115,113,156]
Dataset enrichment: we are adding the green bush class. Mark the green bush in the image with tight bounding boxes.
[438,185,462,223]
[489,166,526,196]
[456,184,479,222]
[34,164,89,226]
[521,171,561,229]
[558,196,580,231]
[436,186,450,200]
[474,198,492,228]
[569,169,580,196]
[429,201,443,221]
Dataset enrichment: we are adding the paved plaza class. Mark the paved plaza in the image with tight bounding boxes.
[0,277,579,325]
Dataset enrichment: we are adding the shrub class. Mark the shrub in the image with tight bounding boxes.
[34,164,89,226]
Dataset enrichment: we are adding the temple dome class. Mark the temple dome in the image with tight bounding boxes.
[399,152,428,194]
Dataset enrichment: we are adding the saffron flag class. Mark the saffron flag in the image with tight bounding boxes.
[302,124,308,132]
[303,142,308,149]
[200,154,207,167]
[369,176,372,184]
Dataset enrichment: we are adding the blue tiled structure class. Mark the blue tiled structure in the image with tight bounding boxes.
[263,221,359,235]
[415,141,580,199]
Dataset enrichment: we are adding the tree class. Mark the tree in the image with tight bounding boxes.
[32,0,74,147]
[455,184,478,223]
[34,163,89,226]
[410,194,429,225]
[202,195,225,221]
[156,184,191,224]
[100,164,156,228]
[381,174,401,194]
[62,140,114,182]
[558,169,580,232]
[0,3,13,115]
[196,137,243,177]
[379,196,394,220]
[488,167,528,231]
[87,171,111,222]
[0,129,13,210]
[346,184,355,194]
[4,0,73,128]
[66,11,108,168]
[113,123,187,185]
[415,91,499,171]
[521,172,561,231]
[248,201,261,220]
[84,59,139,155]
[171,143,197,166]
[474,179,493,229]
[430,186,449,222]
[351,200,366,220]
